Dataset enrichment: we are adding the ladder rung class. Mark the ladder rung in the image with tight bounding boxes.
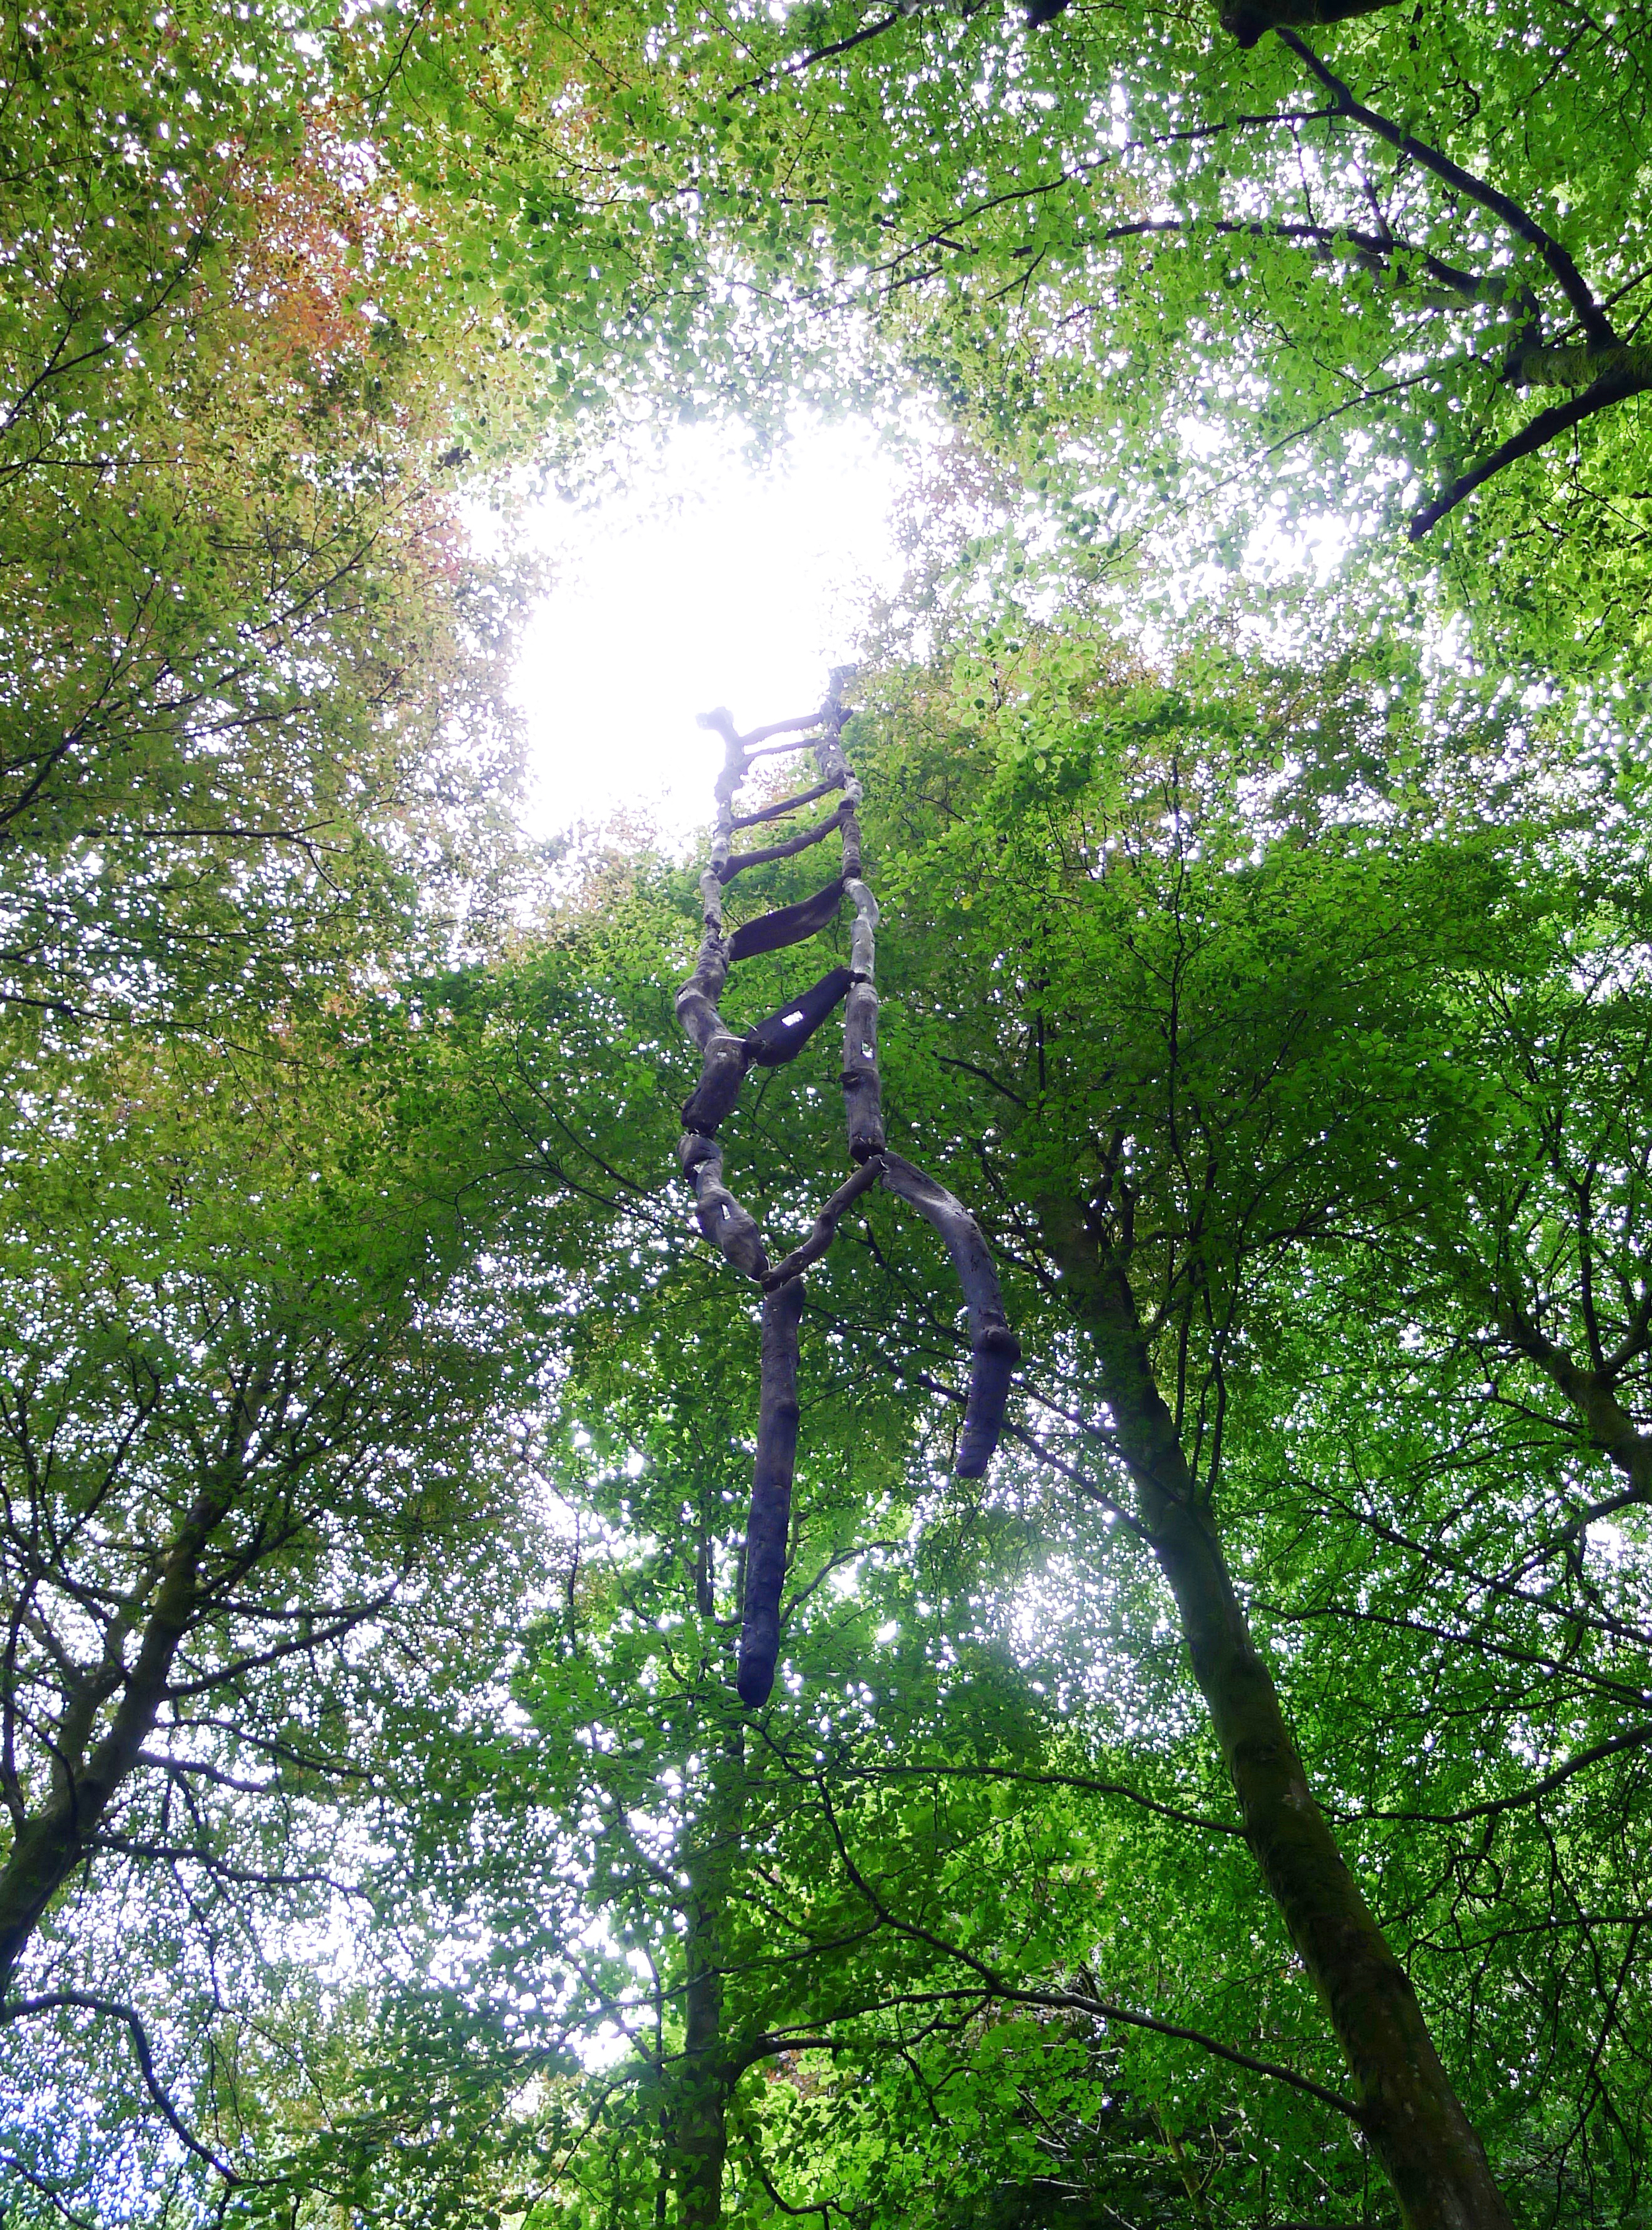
[745,966,852,1067]
[718,804,845,883]
[741,712,825,747]
[730,774,845,831]
[726,877,845,963]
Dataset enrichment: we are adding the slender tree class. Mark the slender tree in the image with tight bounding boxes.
[0,1012,544,2207]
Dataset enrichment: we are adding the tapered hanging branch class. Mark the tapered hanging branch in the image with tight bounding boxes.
[676,678,1020,1709]
[738,1275,806,1706]
[880,1154,1019,1478]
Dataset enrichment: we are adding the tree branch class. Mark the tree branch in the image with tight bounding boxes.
[812,1778,1363,2121]
[1409,363,1652,536]
[1,1993,237,2178]
[1277,32,1616,348]
[1341,1723,1652,1829]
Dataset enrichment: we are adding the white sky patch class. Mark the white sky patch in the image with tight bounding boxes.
[507,420,905,840]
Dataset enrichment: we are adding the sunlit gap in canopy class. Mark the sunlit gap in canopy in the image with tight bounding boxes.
[498,408,1382,858]
[506,418,913,846]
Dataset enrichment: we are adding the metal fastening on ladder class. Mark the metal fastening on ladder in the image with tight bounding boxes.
[675,671,1020,1707]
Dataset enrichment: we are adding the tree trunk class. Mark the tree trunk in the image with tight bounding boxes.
[1047,1205,1515,2230]
[0,1475,234,1996]
[671,1713,744,2224]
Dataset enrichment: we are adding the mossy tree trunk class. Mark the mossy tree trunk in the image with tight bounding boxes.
[1048,1201,1515,2230]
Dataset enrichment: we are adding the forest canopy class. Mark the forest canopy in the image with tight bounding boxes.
[2,5,1650,2230]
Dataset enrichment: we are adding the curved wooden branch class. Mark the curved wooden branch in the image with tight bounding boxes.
[745,736,828,761]
[880,1153,1021,1477]
[1409,363,1652,538]
[718,803,848,883]
[763,1156,887,1291]
[731,774,845,831]
[809,684,864,879]
[680,1134,769,1280]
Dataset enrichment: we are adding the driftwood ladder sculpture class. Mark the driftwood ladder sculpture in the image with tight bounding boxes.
[676,673,1020,1707]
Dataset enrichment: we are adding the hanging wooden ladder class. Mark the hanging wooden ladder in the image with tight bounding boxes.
[675,671,1020,1707]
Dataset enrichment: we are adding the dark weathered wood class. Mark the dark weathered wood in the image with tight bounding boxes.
[762,1156,886,1290]
[730,774,845,830]
[675,720,743,1138]
[959,1327,1021,1477]
[737,1276,805,1705]
[880,1152,1020,1477]
[680,1023,749,1136]
[677,679,1016,1727]
[675,975,729,1054]
[745,967,853,1068]
[745,735,823,760]
[811,685,863,880]
[716,803,847,883]
[845,875,877,978]
[841,978,885,1160]
[726,877,845,963]
[679,1134,769,1281]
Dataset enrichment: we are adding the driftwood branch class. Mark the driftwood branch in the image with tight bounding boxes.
[739,1275,806,1706]
[718,804,848,883]
[680,1134,769,1280]
[842,974,884,1162]
[880,1153,1020,1477]
[737,713,825,747]
[1509,343,1652,390]
[679,1017,749,1134]
[810,688,864,879]
[678,677,1018,1713]
[732,774,845,830]
[763,1156,887,1290]
[747,735,827,761]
